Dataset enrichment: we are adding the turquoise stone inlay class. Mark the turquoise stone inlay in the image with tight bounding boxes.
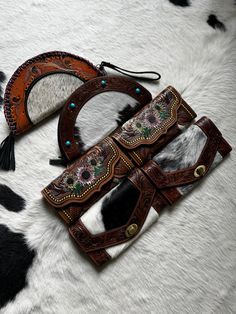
[101,80,107,87]
[65,140,71,147]
[69,102,76,109]
[135,87,141,94]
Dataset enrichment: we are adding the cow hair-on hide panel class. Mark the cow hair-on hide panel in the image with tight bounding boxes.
[153,125,223,195]
[0,71,6,108]
[116,102,143,126]
[0,224,35,308]
[0,0,235,313]
[27,74,83,125]
[0,184,26,212]
[101,179,140,230]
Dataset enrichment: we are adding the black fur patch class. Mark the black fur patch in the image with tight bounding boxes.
[169,0,190,7]
[0,71,6,107]
[207,14,226,31]
[73,126,85,154]
[101,179,140,230]
[116,103,142,126]
[0,184,25,212]
[0,224,35,308]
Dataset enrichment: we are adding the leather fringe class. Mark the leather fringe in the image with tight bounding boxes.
[0,133,16,171]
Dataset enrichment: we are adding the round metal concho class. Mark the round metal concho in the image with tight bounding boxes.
[3,51,104,136]
[58,75,152,162]
[125,223,139,238]
[194,165,206,177]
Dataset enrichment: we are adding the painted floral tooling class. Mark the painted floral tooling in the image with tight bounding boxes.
[48,138,119,199]
[122,87,173,138]
[117,88,176,142]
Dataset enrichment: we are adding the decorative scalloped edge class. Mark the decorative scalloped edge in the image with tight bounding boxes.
[43,138,121,206]
[3,51,104,135]
[113,87,182,149]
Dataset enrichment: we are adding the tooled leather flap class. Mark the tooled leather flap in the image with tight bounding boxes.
[42,137,123,208]
[142,117,232,189]
[69,168,156,253]
[112,86,195,150]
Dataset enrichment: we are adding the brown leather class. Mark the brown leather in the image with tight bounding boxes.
[42,86,196,225]
[43,137,134,207]
[112,86,196,150]
[68,117,231,266]
[58,76,152,162]
[4,51,104,135]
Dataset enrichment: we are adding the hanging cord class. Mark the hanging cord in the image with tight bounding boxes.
[99,61,161,82]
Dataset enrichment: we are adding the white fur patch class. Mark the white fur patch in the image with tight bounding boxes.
[27,73,83,124]
[75,92,140,151]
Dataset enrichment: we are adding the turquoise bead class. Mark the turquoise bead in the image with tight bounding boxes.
[65,140,71,147]
[69,102,76,109]
[101,80,107,87]
[135,87,141,94]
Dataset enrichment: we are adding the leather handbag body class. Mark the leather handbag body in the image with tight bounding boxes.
[68,117,232,266]
[42,85,196,224]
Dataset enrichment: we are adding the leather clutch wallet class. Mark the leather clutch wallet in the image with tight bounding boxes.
[67,117,232,266]
[42,86,196,224]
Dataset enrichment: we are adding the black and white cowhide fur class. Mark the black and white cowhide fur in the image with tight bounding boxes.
[0,187,35,308]
[0,0,235,313]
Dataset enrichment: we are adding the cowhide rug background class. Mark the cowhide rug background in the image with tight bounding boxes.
[0,0,235,313]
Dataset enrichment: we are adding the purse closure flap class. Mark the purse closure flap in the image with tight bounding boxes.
[112,86,182,149]
[142,117,232,189]
[69,168,156,253]
[42,137,121,207]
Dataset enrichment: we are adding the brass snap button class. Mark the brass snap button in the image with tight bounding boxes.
[194,165,206,178]
[125,223,138,238]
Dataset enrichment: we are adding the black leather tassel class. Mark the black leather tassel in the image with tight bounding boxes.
[0,133,16,171]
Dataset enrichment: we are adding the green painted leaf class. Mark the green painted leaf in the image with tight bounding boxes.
[74,182,82,195]
[143,127,151,138]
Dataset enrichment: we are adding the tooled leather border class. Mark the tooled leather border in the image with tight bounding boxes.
[4,51,104,135]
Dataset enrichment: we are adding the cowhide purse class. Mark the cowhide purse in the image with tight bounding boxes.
[67,117,232,266]
[0,51,104,170]
[0,52,160,171]
[42,85,196,224]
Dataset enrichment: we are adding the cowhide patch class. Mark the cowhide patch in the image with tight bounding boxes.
[0,71,6,108]
[116,103,143,126]
[0,224,35,308]
[207,14,226,32]
[168,0,190,7]
[0,184,26,212]
[101,179,140,230]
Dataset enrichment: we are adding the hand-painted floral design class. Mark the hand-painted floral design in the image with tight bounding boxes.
[58,142,107,196]
[119,90,174,140]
